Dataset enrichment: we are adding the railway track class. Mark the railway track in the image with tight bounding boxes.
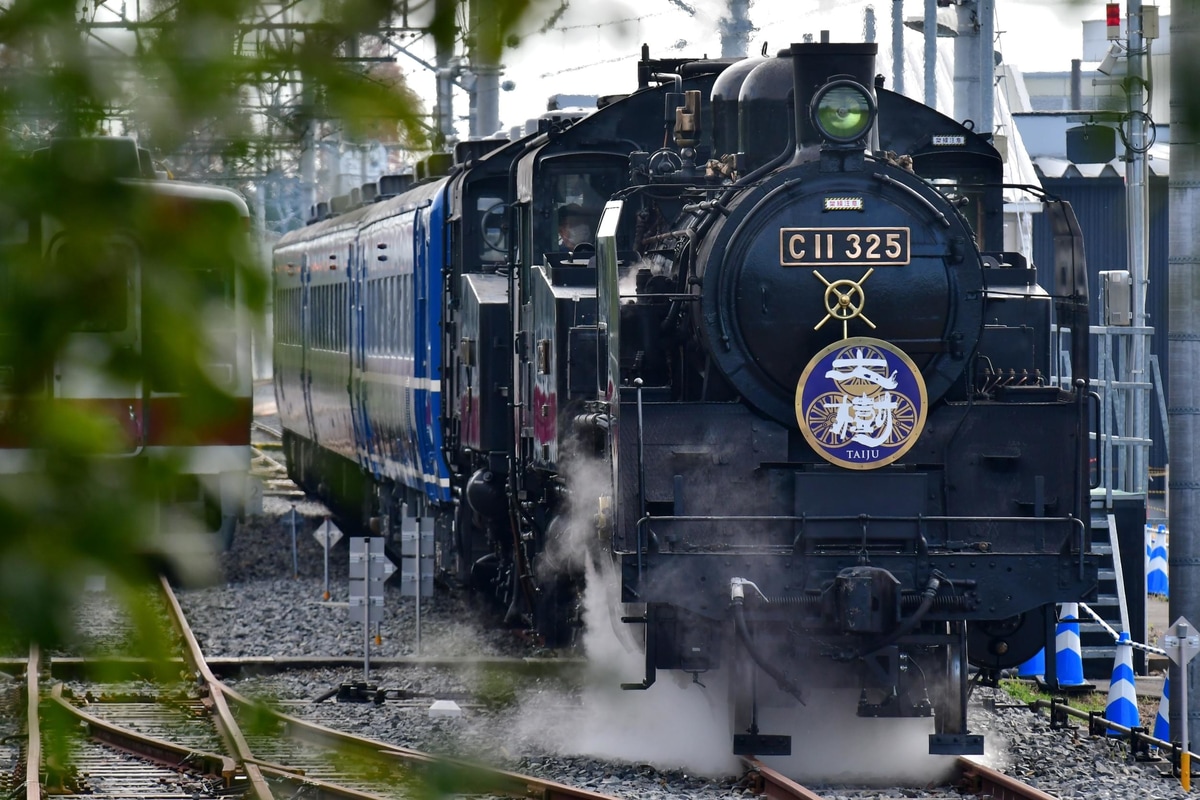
[745,756,1060,800]
[250,421,302,499]
[22,590,1153,800]
[20,577,623,800]
[19,563,1170,800]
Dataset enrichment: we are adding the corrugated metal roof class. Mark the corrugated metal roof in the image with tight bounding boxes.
[1033,143,1170,178]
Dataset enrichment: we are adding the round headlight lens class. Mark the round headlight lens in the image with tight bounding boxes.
[812,81,876,144]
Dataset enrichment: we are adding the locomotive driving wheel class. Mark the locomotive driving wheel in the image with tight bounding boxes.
[929,621,984,754]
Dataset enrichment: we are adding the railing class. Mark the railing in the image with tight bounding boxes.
[625,513,1089,581]
[1052,321,1158,501]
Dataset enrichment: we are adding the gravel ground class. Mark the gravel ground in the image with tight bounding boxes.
[162,497,1199,800]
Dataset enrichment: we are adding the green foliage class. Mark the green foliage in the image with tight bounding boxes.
[476,666,520,710]
[0,0,544,656]
[999,678,1107,713]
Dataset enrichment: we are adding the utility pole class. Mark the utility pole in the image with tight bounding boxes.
[433,0,457,147]
[976,0,993,135]
[906,1,994,133]
[1168,0,1200,748]
[434,43,456,147]
[891,0,904,95]
[468,0,500,138]
[923,0,936,109]
[1125,0,1150,496]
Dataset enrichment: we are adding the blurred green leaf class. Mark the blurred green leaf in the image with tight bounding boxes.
[0,0,545,656]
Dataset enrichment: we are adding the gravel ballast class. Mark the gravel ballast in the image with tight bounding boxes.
[162,494,1198,800]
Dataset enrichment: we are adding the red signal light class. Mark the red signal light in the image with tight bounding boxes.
[1106,3,1121,39]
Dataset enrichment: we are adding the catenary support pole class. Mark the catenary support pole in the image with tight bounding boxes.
[1168,0,1200,749]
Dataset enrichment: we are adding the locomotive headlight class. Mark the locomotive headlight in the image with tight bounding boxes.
[811,80,876,145]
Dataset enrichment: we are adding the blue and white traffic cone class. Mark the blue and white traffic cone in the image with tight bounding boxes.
[1154,676,1170,743]
[1105,632,1139,735]
[1149,527,1169,597]
[1055,602,1089,689]
[1017,648,1045,680]
[1146,525,1155,591]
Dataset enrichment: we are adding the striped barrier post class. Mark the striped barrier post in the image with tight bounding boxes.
[1104,632,1139,735]
[1154,675,1170,743]
[1017,647,1045,680]
[1054,602,1090,689]
[1148,524,1169,597]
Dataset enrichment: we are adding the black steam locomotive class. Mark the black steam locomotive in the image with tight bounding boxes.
[274,41,1098,756]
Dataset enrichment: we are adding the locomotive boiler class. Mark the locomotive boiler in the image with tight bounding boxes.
[274,40,1097,757]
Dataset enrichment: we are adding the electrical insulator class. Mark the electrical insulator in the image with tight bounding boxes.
[1106,3,1121,40]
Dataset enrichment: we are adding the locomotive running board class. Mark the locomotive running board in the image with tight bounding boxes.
[928,733,984,755]
[733,733,792,757]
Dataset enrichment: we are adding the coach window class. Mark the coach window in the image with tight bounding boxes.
[54,237,132,332]
[538,164,622,258]
[477,195,507,267]
[336,283,346,352]
[367,279,377,355]
[189,259,235,309]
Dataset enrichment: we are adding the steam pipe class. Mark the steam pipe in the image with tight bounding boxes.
[858,571,945,657]
[651,72,683,94]
[635,377,647,521]
[730,578,805,704]
[652,72,685,144]
[572,412,611,432]
[635,378,647,583]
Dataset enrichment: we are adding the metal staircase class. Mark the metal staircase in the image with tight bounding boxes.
[1079,504,1126,678]
[1052,310,1156,678]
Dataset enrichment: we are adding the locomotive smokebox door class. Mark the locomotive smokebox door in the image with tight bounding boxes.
[833,566,899,634]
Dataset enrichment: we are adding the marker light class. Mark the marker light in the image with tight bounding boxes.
[1106,3,1120,40]
[811,80,877,145]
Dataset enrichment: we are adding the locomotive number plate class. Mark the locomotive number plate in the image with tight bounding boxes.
[779,227,910,267]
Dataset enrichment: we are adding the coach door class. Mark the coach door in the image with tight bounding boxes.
[300,252,317,440]
[47,229,144,453]
[348,236,374,475]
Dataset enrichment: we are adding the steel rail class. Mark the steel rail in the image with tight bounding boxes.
[158,574,277,800]
[4,653,584,681]
[49,681,470,800]
[161,576,620,800]
[46,684,237,781]
[25,645,40,800]
[221,682,623,800]
[741,757,828,800]
[251,420,283,440]
[251,446,289,474]
[956,757,1059,800]
[744,754,1060,800]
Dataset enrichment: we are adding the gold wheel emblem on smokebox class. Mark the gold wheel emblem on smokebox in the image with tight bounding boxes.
[814,267,876,339]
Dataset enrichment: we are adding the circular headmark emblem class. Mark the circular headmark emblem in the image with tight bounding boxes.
[795,337,928,470]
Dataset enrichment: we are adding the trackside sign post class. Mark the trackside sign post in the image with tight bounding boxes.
[350,537,392,681]
[1164,616,1200,790]
[399,514,434,655]
[313,518,343,600]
